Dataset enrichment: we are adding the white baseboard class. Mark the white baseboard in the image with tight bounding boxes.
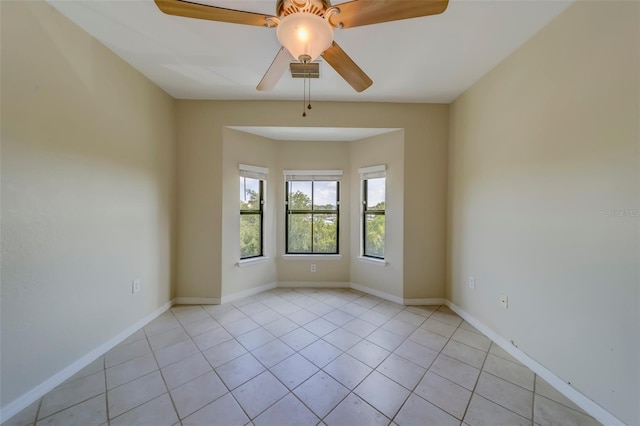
[349,282,404,305]
[277,281,350,289]
[173,297,221,305]
[0,301,173,424]
[404,298,447,306]
[222,282,277,304]
[445,301,624,426]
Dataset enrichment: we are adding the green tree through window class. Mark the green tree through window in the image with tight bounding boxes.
[240,176,263,258]
[286,180,339,254]
[363,176,385,258]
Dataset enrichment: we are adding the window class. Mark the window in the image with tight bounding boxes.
[360,165,386,259]
[240,164,267,259]
[284,170,342,254]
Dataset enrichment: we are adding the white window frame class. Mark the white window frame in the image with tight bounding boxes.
[359,165,386,261]
[239,164,268,261]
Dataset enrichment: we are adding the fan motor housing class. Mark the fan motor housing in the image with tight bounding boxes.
[276,0,331,17]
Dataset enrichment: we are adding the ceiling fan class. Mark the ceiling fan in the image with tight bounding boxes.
[154,0,449,92]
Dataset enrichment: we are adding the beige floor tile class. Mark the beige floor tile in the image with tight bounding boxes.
[293,371,349,418]
[376,353,427,390]
[236,327,275,351]
[323,310,356,327]
[251,339,294,367]
[354,371,410,419]
[372,302,404,317]
[408,328,449,352]
[451,328,491,352]
[352,295,383,309]
[475,372,533,419]
[107,371,166,418]
[160,352,212,390]
[442,340,486,369]
[280,327,318,351]
[366,328,406,351]
[323,353,372,390]
[171,306,209,325]
[182,393,249,426]
[394,394,459,426]
[482,354,534,391]
[223,317,261,337]
[404,305,438,317]
[429,354,480,391]
[182,317,221,338]
[202,339,247,367]
[249,308,282,326]
[430,310,463,327]
[263,317,299,337]
[144,315,181,337]
[232,371,288,419]
[191,327,232,351]
[62,358,104,385]
[306,302,335,316]
[534,376,585,414]
[488,342,521,364]
[169,371,227,419]
[211,308,247,325]
[215,353,265,390]
[299,340,342,368]
[304,318,339,337]
[39,371,105,419]
[109,393,177,426]
[394,310,427,327]
[118,329,146,347]
[323,328,362,351]
[270,353,319,390]
[324,393,389,426]
[106,354,158,389]
[464,394,530,426]
[154,340,200,368]
[381,318,417,338]
[36,394,105,426]
[359,309,391,327]
[421,318,457,338]
[253,393,319,426]
[347,340,390,368]
[238,301,268,317]
[394,340,439,369]
[3,400,39,426]
[339,302,369,317]
[288,309,318,326]
[105,339,152,368]
[414,371,472,420]
[148,328,190,351]
[459,321,483,335]
[533,395,601,426]
[342,318,377,338]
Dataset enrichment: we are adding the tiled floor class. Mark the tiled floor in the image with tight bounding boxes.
[4,288,601,426]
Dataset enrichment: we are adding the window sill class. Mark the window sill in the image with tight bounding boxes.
[281,254,342,261]
[357,256,387,266]
[237,257,270,267]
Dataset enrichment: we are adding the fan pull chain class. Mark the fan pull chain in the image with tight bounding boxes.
[307,62,312,111]
[302,74,307,117]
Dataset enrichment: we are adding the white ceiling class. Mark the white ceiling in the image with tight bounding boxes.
[48,0,573,104]
[228,126,400,141]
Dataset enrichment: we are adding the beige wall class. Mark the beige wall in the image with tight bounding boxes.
[175,101,449,300]
[350,131,404,298]
[447,1,639,424]
[1,0,175,410]
[221,129,278,297]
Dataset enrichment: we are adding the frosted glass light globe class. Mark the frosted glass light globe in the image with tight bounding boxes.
[277,12,333,62]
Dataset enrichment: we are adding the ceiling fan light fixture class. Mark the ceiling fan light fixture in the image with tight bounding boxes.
[276,12,333,62]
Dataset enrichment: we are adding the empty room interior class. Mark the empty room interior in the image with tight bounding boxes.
[1,0,638,425]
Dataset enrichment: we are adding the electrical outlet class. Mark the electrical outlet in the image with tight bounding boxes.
[499,295,508,309]
[132,280,141,294]
[469,276,476,290]
[310,264,317,273]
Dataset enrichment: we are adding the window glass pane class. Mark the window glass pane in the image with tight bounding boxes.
[366,178,385,210]
[240,214,261,258]
[289,182,312,210]
[240,177,260,211]
[288,214,312,252]
[313,214,337,253]
[365,214,385,257]
[313,181,337,210]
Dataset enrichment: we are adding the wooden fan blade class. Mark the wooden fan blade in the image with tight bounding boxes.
[321,42,372,92]
[328,0,449,29]
[257,47,294,91]
[154,0,274,27]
